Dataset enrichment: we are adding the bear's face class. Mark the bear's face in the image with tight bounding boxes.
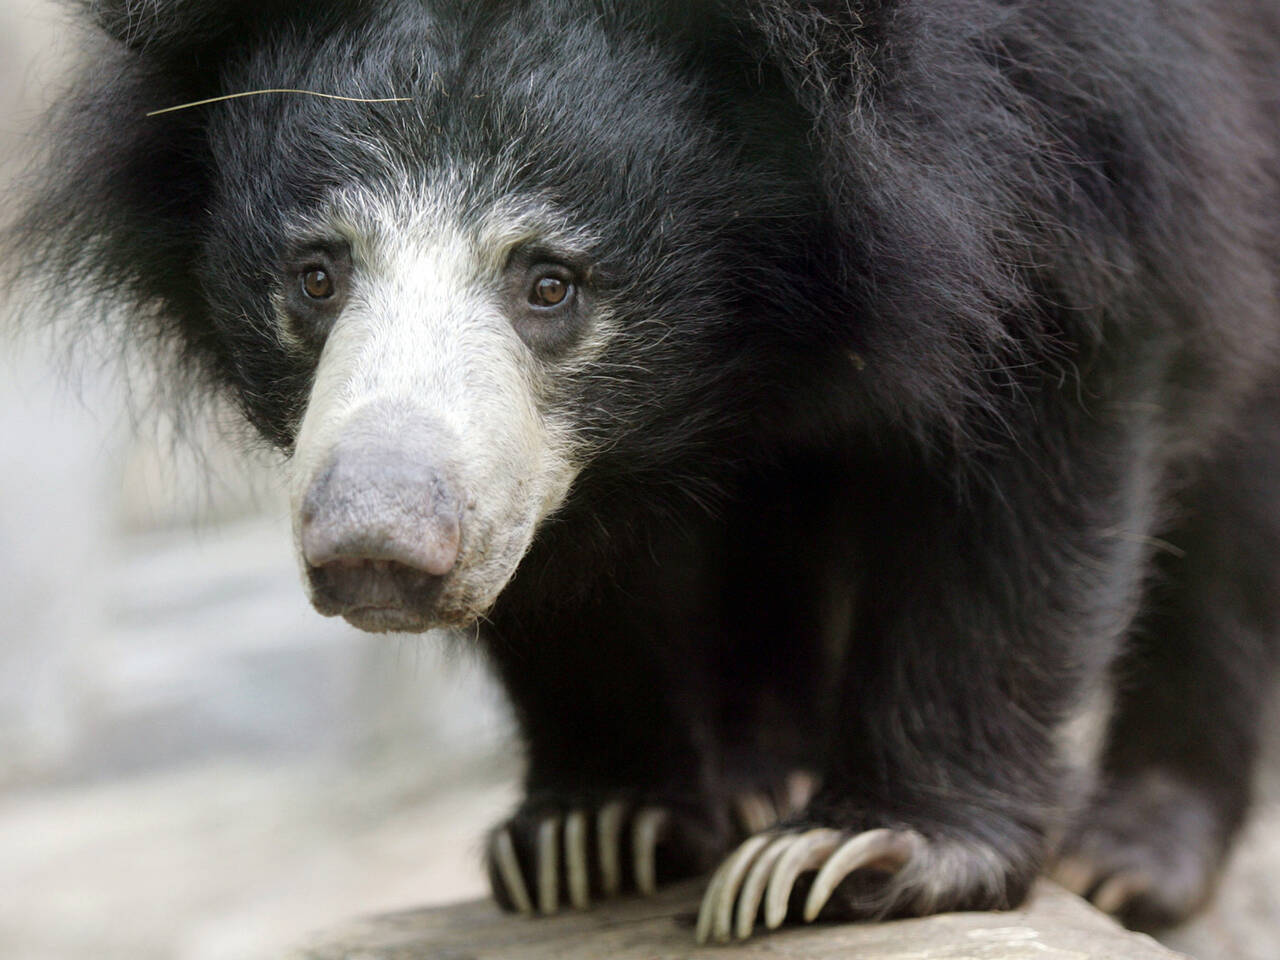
[280,188,588,631]
[175,4,805,630]
[8,0,829,632]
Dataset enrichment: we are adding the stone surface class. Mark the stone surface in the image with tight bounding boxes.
[297,881,1186,960]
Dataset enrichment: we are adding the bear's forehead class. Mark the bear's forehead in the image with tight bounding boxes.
[206,3,703,187]
[201,23,716,257]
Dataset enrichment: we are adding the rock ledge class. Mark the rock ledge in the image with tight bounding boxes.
[296,880,1186,960]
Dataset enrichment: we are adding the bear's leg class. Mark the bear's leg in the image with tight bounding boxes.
[479,524,767,915]
[481,627,729,914]
[698,442,1153,942]
[711,467,846,838]
[1054,396,1280,928]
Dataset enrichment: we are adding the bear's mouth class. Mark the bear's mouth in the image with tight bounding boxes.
[306,557,450,632]
[304,554,490,633]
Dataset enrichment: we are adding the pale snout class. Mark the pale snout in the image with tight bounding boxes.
[299,414,463,632]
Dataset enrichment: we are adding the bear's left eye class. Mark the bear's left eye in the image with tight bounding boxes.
[508,259,587,356]
[528,269,574,309]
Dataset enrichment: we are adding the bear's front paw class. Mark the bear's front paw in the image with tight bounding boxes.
[487,798,722,916]
[489,773,818,917]
[696,823,1031,943]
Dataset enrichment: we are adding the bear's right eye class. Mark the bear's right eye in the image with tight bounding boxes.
[285,242,350,308]
[283,243,352,350]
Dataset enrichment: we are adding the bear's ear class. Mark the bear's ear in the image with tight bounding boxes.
[82,0,261,54]
[661,0,879,143]
[79,0,356,58]
[713,1,878,111]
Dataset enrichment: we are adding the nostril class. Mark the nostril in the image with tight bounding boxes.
[313,556,429,598]
[317,556,401,580]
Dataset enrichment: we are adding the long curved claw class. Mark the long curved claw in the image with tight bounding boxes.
[695,856,729,944]
[564,809,591,910]
[696,833,773,944]
[1050,855,1098,896]
[632,807,670,896]
[763,829,844,929]
[704,826,878,944]
[491,828,534,916]
[597,801,628,897]
[536,817,561,915]
[1091,871,1153,915]
[782,770,820,817]
[733,792,779,835]
[803,828,919,921]
[733,835,792,940]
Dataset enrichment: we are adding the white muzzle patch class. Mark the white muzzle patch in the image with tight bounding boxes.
[287,192,580,631]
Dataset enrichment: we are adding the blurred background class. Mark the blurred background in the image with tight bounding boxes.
[1,3,518,958]
[1,2,1278,959]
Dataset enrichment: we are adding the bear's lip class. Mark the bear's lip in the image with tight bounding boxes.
[340,605,437,634]
[305,551,458,633]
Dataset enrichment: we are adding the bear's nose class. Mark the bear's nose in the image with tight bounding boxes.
[298,418,463,629]
[300,453,461,575]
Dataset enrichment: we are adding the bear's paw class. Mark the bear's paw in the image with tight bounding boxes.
[696,822,1031,943]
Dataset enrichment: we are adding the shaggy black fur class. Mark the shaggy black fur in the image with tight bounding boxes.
[7,0,1280,933]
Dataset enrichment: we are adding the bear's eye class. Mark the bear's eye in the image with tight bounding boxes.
[508,259,586,354]
[529,271,573,308]
[302,267,335,300]
[283,244,351,350]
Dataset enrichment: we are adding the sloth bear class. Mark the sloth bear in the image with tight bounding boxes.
[8,0,1280,943]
